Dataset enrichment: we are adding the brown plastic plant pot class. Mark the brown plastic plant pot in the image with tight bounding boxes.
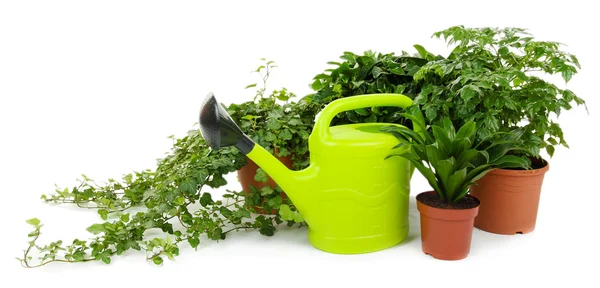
[416,191,480,261]
[469,160,550,235]
[237,151,293,215]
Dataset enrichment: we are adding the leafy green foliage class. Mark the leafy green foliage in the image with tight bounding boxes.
[384,116,528,203]
[227,59,313,170]
[412,26,586,160]
[307,50,431,127]
[19,59,310,267]
[19,108,305,268]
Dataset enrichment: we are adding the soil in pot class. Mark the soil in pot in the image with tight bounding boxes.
[237,151,294,215]
[416,191,480,260]
[469,158,549,235]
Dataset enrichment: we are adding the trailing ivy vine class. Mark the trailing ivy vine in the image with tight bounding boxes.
[18,63,307,267]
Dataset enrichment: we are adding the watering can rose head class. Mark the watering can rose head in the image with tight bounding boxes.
[383,117,530,203]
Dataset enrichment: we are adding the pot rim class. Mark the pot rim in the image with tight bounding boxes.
[416,191,480,221]
[488,158,550,176]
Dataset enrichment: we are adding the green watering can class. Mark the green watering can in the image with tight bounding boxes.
[199,93,418,254]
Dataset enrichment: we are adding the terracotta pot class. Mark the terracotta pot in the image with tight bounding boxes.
[416,191,480,260]
[237,151,293,215]
[469,160,549,235]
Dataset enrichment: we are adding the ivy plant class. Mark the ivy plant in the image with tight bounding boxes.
[228,59,312,170]
[412,26,586,163]
[307,50,431,127]
[18,64,307,267]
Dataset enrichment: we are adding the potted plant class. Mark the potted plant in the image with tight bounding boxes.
[411,26,586,234]
[227,59,312,214]
[383,116,528,260]
[307,50,431,128]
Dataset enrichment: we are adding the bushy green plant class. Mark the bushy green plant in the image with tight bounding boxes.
[228,59,312,170]
[384,116,528,203]
[412,26,586,162]
[307,50,430,127]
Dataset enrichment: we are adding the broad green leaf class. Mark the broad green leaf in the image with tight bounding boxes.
[456,149,479,169]
[425,145,443,168]
[456,121,476,139]
[446,168,467,201]
[491,155,530,169]
[431,126,451,154]
[460,85,476,102]
[355,108,370,116]
[396,153,441,193]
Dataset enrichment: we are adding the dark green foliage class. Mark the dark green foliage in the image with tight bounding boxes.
[384,116,528,203]
[308,50,431,127]
[412,26,586,159]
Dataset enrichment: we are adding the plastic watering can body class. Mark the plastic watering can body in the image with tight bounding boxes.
[199,93,417,254]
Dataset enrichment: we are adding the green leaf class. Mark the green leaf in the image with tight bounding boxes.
[278,204,294,221]
[86,224,106,235]
[279,129,293,140]
[425,107,437,121]
[120,214,130,223]
[188,237,200,249]
[200,192,214,207]
[355,108,370,116]
[372,67,385,78]
[447,168,467,201]
[293,212,304,223]
[101,257,111,264]
[245,84,257,89]
[267,118,281,130]
[152,256,163,265]
[546,145,555,157]
[311,79,323,91]
[460,85,476,102]
[515,71,528,81]
[455,121,476,139]
[260,186,274,196]
[254,168,269,183]
[267,196,282,208]
[26,218,41,226]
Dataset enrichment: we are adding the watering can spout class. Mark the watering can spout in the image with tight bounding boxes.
[198,92,314,208]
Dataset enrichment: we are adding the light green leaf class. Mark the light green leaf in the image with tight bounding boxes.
[86,223,106,235]
[26,218,41,227]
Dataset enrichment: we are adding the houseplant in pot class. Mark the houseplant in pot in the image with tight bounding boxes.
[307,50,431,128]
[411,26,587,234]
[383,116,528,260]
[228,59,312,214]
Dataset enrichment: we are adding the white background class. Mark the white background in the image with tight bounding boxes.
[1,1,599,287]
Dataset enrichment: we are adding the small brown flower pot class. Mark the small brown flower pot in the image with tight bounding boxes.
[237,151,293,215]
[469,159,549,235]
[416,191,480,260]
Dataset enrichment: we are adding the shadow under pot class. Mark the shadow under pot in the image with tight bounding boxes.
[416,191,480,260]
[469,159,549,235]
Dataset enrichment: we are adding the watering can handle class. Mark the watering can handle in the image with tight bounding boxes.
[314,93,414,140]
